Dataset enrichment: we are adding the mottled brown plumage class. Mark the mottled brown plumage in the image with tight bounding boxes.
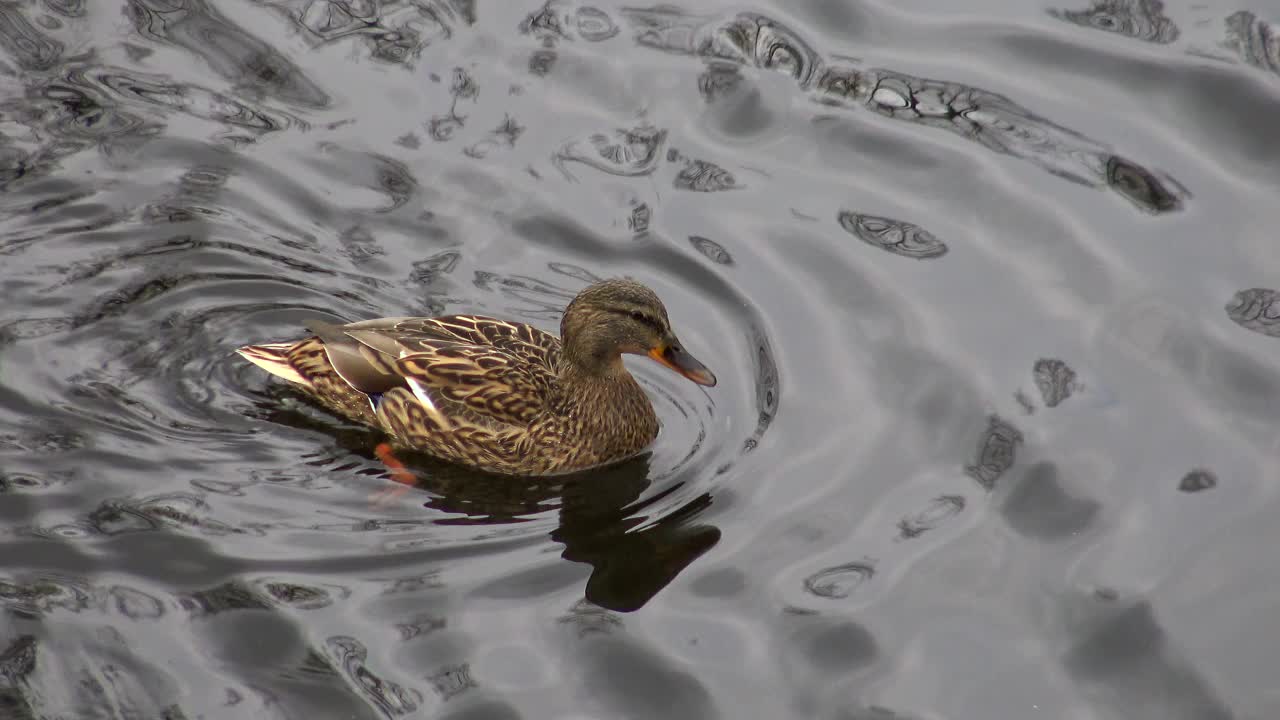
[237,278,716,476]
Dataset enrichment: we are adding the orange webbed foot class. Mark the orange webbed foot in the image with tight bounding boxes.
[370,442,418,507]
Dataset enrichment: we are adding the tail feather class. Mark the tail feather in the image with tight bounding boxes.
[236,343,311,386]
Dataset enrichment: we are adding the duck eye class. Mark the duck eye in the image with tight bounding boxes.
[630,311,647,322]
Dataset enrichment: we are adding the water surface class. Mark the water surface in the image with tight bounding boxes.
[2,0,1280,718]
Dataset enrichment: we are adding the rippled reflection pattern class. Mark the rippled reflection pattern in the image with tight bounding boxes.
[327,635,421,714]
[0,0,1275,717]
[622,5,1186,213]
[1001,462,1100,539]
[1225,288,1280,337]
[1225,11,1279,76]
[688,235,733,265]
[1049,0,1180,43]
[95,69,301,134]
[897,496,966,540]
[463,115,525,159]
[747,326,779,449]
[553,124,667,179]
[674,158,740,192]
[965,416,1023,490]
[0,3,62,70]
[127,0,331,109]
[1033,358,1079,407]
[0,72,156,186]
[804,560,875,600]
[0,635,36,715]
[429,67,478,142]
[260,0,474,64]
[837,212,948,260]
[1179,469,1217,493]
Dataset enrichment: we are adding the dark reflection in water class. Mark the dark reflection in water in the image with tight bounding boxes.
[576,633,718,719]
[1000,462,1100,539]
[628,202,651,235]
[673,156,741,192]
[0,73,157,187]
[1062,592,1234,720]
[558,597,623,636]
[804,560,875,600]
[1224,12,1279,76]
[1225,288,1280,338]
[897,495,966,540]
[697,61,743,103]
[127,0,331,109]
[1049,0,1180,43]
[328,635,422,714]
[428,67,477,142]
[0,634,37,717]
[746,325,778,449]
[834,708,923,720]
[43,0,86,19]
[262,0,474,65]
[837,212,947,260]
[0,0,1277,717]
[553,124,667,180]
[93,68,302,135]
[24,491,244,539]
[622,5,1187,214]
[520,1,619,44]
[1178,468,1217,493]
[0,3,63,71]
[427,663,475,701]
[575,6,620,42]
[463,115,525,159]
[965,416,1023,490]
[1033,358,1079,408]
[688,235,733,265]
[397,454,721,613]
[1106,156,1182,214]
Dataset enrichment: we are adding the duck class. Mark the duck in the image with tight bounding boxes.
[237,278,716,476]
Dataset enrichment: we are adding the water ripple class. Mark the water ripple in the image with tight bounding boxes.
[623,5,1187,213]
[552,123,668,179]
[1049,0,1180,43]
[0,0,1275,717]
[126,0,331,109]
[1225,288,1280,338]
[837,212,948,260]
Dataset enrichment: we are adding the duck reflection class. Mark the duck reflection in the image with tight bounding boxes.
[389,451,722,613]
[254,387,719,612]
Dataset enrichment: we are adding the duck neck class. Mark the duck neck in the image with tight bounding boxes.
[556,350,655,422]
[557,348,636,394]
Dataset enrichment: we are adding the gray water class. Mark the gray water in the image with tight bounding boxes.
[2,0,1280,718]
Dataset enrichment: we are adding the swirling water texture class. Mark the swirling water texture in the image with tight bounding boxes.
[0,0,1278,719]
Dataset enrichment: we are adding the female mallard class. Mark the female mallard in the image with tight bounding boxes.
[237,278,716,476]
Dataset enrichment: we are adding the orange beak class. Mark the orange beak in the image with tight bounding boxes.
[648,344,717,387]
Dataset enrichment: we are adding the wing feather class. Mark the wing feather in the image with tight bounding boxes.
[347,315,560,373]
[295,314,561,430]
[394,345,549,426]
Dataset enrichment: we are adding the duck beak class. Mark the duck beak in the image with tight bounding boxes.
[648,343,717,387]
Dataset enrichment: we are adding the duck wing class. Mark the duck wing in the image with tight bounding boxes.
[306,317,555,429]
[340,315,560,374]
[389,343,552,428]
